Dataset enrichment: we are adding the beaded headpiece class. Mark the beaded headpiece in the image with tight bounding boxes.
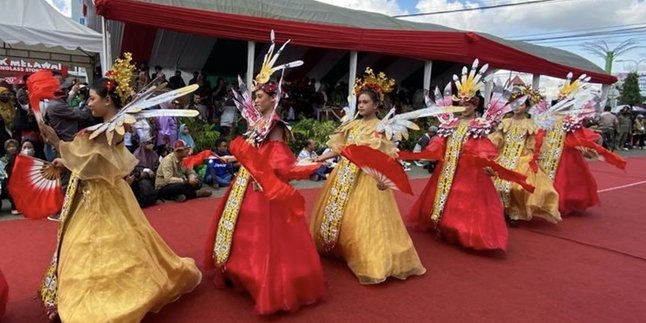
[104,52,135,105]
[510,85,542,107]
[353,67,395,101]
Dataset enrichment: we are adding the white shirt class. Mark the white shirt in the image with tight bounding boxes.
[220,105,237,127]
[297,149,317,161]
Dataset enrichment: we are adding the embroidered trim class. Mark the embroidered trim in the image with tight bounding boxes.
[318,158,359,252]
[539,121,566,181]
[213,167,250,267]
[495,126,525,207]
[431,124,469,223]
[39,172,81,319]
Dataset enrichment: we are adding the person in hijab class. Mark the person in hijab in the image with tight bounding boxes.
[129,138,160,208]
[1,139,19,214]
[178,124,195,153]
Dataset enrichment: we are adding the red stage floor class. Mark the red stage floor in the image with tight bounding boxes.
[1,158,646,323]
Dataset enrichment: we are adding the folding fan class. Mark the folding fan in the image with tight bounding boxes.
[340,144,413,195]
[8,155,64,219]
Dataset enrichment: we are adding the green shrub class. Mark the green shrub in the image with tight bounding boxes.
[288,118,339,153]
[180,117,220,151]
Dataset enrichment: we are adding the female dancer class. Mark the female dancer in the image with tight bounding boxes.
[36,62,202,321]
[310,68,426,284]
[489,86,561,225]
[203,32,326,314]
[537,74,626,216]
[406,60,531,251]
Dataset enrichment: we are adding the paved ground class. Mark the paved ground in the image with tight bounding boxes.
[1,148,644,221]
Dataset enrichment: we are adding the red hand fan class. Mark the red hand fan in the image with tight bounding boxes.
[27,70,60,123]
[8,155,64,219]
[340,144,413,195]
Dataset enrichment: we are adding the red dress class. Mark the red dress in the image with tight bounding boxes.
[0,268,7,319]
[204,140,326,315]
[542,125,625,216]
[406,124,508,251]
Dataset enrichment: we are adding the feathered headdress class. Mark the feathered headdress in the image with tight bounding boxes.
[353,67,395,102]
[452,59,489,102]
[558,72,591,99]
[105,52,136,105]
[231,30,303,144]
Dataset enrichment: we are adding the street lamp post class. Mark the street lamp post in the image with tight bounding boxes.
[616,59,646,72]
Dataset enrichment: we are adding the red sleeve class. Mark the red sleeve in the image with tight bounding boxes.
[260,141,320,181]
[397,136,447,161]
[565,129,626,170]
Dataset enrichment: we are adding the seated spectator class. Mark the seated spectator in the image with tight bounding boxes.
[178,124,195,153]
[204,139,235,188]
[298,139,331,181]
[0,139,19,214]
[155,140,211,202]
[129,139,159,208]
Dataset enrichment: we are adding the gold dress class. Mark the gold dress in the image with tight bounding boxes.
[40,134,201,323]
[489,118,561,223]
[310,119,426,284]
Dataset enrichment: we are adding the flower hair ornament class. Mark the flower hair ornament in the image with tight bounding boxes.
[340,67,395,125]
[510,85,543,109]
[104,52,135,105]
[353,67,395,102]
[230,30,303,144]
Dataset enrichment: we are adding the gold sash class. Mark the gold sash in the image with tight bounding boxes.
[318,158,359,252]
[213,167,251,267]
[431,124,469,223]
[495,126,525,207]
[539,121,566,181]
[39,172,80,318]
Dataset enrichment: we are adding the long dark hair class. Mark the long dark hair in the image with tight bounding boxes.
[91,78,123,109]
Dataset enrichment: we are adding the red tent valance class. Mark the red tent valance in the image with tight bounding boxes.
[95,0,616,84]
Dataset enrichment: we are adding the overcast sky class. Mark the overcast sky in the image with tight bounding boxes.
[316,0,646,73]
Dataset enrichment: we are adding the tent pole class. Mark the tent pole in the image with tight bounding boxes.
[532,74,540,89]
[348,51,358,99]
[100,17,112,74]
[246,41,255,87]
[601,84,610,106]
[423,60,433,92]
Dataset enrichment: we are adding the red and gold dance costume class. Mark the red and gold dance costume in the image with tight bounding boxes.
[537,74,626,216]
[204,32,325,314]
[406,59,535,251]
[0,268,7,319]
[36,54,202,322]
[407,119,510,250]
[490,103,561,223]
[538,116,625,215]
[310,118,426,284]
[203,123,326,314]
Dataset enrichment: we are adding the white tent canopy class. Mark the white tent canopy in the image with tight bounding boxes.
[0,0,102,54]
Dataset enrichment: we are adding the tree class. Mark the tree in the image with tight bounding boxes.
[582,39,638,74]
[618,72,644,106]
